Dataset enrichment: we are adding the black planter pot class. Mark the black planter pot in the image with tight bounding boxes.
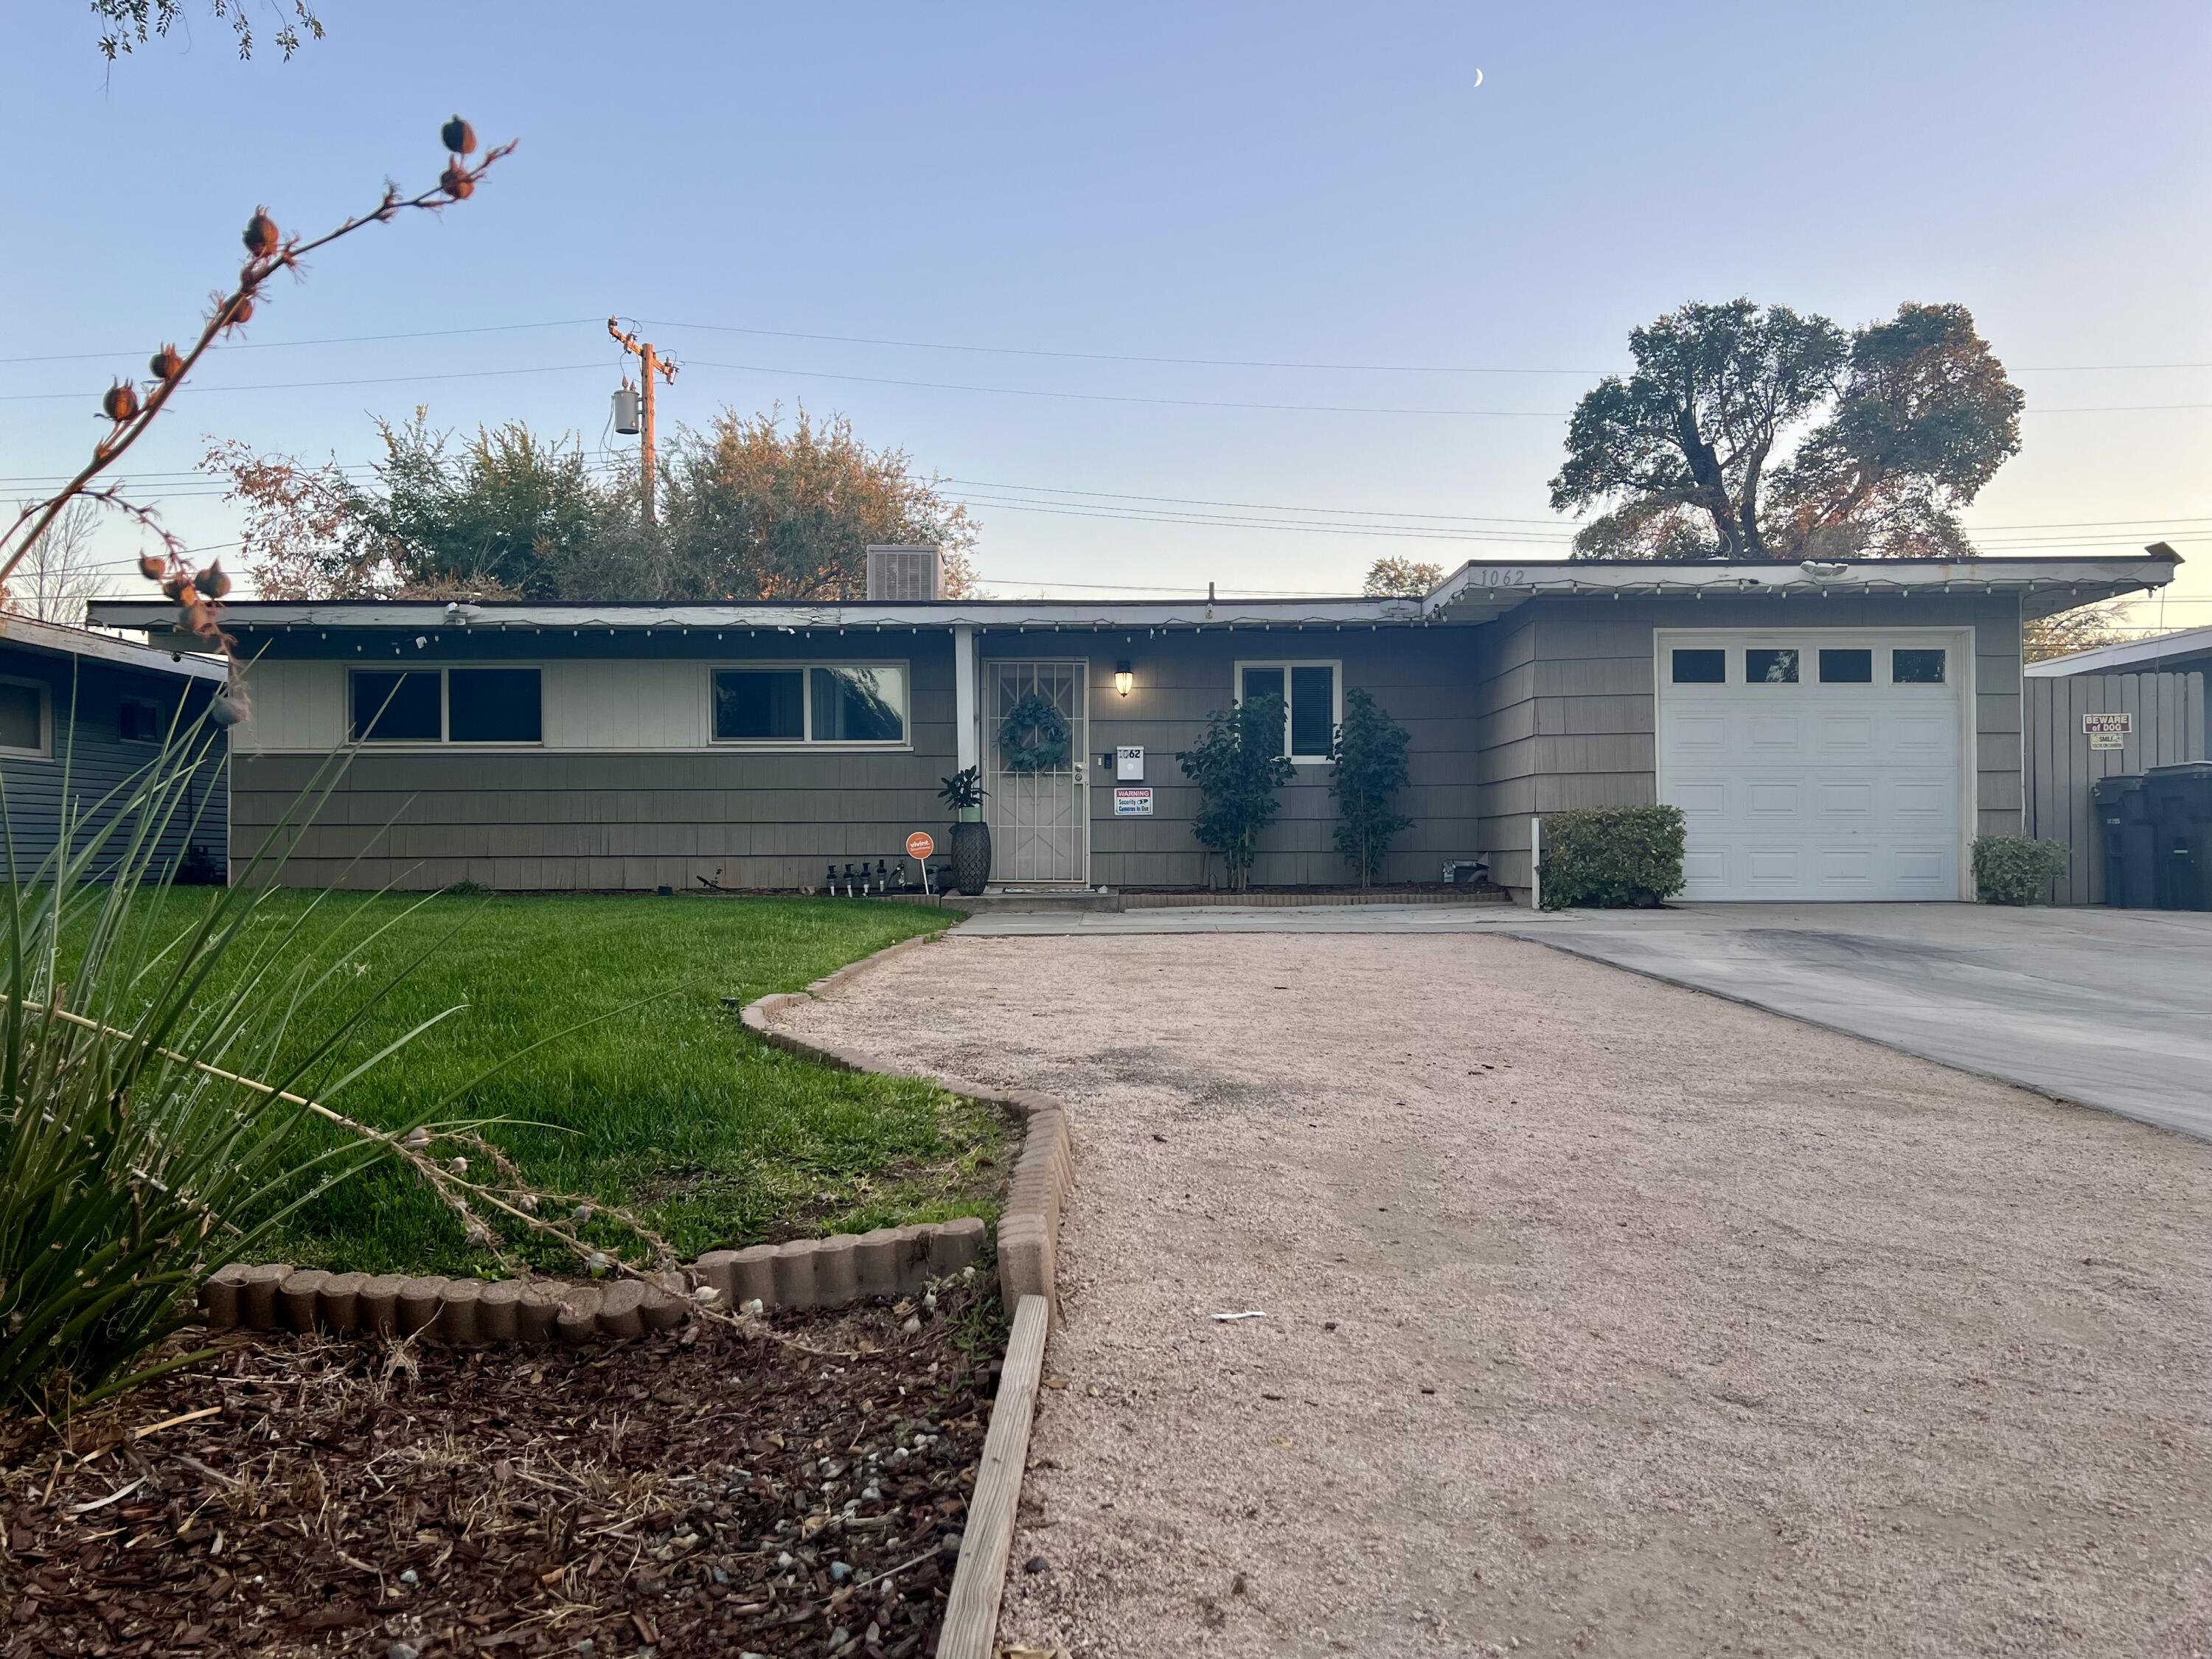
[950,819,992,896]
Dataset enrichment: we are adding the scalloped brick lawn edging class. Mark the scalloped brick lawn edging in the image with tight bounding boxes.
[742,927,1074,1317]
[198,1216,988,1346]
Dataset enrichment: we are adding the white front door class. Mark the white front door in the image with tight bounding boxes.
[984,661,1089,884]
[1656,629,1971,901]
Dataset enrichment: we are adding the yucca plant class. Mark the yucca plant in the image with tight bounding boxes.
[0,710,476,1410]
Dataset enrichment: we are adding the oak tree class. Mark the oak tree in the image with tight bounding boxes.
[1551,299,2021,561]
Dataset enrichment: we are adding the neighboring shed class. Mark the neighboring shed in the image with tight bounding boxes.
[2023,669,2209,904]
[0,614,229,880]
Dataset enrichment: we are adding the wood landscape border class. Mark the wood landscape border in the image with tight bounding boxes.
[743,926,1076,1659]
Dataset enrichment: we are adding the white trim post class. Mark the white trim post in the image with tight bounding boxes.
[1529,813,1543,911]
[953,625,979,773]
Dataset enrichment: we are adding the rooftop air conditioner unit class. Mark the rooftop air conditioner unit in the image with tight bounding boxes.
[866,545,942,602]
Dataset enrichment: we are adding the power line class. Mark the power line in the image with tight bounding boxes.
[0,319,603,368]
[11,310,2207,376]
[0,363,611,404]
[8,355,2212,416]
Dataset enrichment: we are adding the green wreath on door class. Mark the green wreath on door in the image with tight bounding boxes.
[998,690,1073,773]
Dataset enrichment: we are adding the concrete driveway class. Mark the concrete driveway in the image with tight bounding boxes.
[1509,904,2212,1141]
[962,901,2212,1141]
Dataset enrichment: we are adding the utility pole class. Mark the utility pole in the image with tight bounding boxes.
[608,317,678,525]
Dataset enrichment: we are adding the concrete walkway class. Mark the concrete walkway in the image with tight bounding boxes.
[774,931,2212,1658]
[961,901,2212,1141]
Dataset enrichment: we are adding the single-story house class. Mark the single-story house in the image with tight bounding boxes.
[91,547,2179,904]
[0,612,229,880]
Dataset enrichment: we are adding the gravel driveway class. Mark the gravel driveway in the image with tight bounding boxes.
[772,931,2212,1658]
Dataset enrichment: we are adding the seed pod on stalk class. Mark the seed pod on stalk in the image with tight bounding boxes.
[242,208,280,259]
[150,344,184,382]
[102,381,141,422]
[441,115,476,156]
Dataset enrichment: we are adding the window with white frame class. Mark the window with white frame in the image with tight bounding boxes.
[711,664,908,745]
[0,677,49,759]
[349,667,543,744]
[1236,660,1340,762]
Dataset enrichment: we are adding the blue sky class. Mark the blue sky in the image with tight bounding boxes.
[5,1,2208,626]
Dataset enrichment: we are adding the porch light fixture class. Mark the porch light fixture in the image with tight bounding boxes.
[1114,660,1133,698]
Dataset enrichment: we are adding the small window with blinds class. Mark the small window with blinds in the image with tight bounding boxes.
[1236,660,1342,762]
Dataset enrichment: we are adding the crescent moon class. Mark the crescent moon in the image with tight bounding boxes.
[1472,67,1484,86]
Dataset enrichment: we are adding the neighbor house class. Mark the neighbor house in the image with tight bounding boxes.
[91,546,2179,904]
[0,612,229,879]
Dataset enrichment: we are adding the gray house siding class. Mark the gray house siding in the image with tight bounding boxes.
[231,631,959,891]
[0,644,226,880]
[1471,593,2024,894]
[1001,625,1483,888]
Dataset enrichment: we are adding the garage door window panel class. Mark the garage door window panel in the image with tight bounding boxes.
[1893,648,1947,684]
[1746,648,1799,684]
[1672,649,1726,685]
[1818,649,1873,684]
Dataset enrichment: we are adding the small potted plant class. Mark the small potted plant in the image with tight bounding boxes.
[939,765,991,895]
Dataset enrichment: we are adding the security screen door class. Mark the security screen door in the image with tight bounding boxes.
[984,661,1089,883]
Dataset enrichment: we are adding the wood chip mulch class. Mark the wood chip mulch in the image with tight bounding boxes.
[0,1281,1004,1658]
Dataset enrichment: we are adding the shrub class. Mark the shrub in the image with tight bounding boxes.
[1178,692,1294,891]
[1972,835,2070,905]
[1539,805,1687,910]
[1329,688,1413,887]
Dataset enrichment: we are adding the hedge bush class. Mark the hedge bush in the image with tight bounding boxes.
[1972,835,2070,905]
[1538,805,1686,910]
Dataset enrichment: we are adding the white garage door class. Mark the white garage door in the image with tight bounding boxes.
[1656,630,1969,901]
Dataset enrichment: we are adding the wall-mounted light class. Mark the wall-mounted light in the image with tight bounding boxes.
[1114,659,1133,698]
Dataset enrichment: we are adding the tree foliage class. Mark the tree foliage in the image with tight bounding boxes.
[2023,600,2132,664]
[93,0,322,60]
[1551,299,2022,561]
[1328,688,1412,886]
[205,404,981,601]
[1178,692,1294,891]
[1363,557,1444,598]
[653,408,979,600]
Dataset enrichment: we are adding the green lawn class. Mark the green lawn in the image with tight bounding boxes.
[126,891,999,1276]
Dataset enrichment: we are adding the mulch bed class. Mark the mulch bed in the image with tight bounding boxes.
[0,1283,1004,1658]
